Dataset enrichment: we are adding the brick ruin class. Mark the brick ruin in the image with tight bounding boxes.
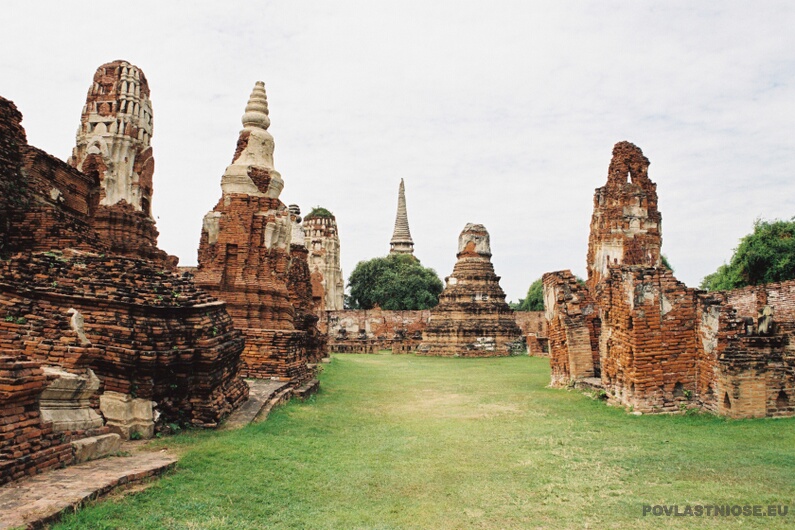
[0,61,249,485]
[303,208,344,311]
[514,311,549,356]
[194,82,321,386]
[544,141,795,418]
[418,224,524,357]
[287,205,327,363]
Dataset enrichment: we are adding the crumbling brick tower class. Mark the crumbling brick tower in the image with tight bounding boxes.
[586,141,662,293]
[418,223,523,357]
[0,61,250,486]
[545,141,795,417]
[547,142,699,408]
[194,82,313,384]
[67,60,173,266]
[584,142,701,410]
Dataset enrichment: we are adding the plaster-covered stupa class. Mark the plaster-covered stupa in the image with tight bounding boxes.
[389,179,414,255]
[194,82,313,384]
[418,224,523,357]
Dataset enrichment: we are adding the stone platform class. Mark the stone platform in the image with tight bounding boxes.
[0,451,176,530]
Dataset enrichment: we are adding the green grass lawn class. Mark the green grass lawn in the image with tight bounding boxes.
[55,355,795,529]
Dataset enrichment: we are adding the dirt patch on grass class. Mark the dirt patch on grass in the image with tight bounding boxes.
[379,388,522,419]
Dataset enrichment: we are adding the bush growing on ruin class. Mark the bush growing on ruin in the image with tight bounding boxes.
[305,206,334,219]
[346,254,443,310]
[700,218,795,291]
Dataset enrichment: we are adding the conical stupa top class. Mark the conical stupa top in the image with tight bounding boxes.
[242,81,270,130]
[389,178,414,255]
[220,81,283,198]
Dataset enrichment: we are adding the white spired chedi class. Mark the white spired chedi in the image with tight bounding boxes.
[220,81,284,199]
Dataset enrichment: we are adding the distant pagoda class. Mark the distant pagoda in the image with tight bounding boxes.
[389,178,414,255]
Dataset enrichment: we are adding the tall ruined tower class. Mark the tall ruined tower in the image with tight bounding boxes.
[389,178,414,255]
[418,223,523,357]
[586,141,662,292]
[67,60,170,265]
[303,208,344,311]
[195,82,313,384]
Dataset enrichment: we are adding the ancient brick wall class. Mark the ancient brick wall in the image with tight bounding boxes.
[514,311,549,355]
[696,290,795,418]
[325,308,429,353]
[0,97,31,256]
[724,279,795,333]
[598,267,700,412]
[543,271,600,386]
[326,309,431,338]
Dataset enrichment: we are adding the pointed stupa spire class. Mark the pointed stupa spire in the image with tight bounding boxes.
[220,81,283,198]
[242,81,270,130]
[389,178,414,255]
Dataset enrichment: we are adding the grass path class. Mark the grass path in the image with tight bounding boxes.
[55,355,795,529]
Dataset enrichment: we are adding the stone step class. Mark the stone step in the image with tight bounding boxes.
[253,386,294,423]
[0,451,176,530]
[294,379,320,400]
[221,379,291,430]
[71,433,122,464]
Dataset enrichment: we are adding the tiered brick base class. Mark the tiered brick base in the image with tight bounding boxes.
[419,225,523,357]
[0,356,73,486]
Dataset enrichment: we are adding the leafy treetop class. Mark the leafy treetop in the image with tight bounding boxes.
[700,218,795,291]
[346,254,443,310]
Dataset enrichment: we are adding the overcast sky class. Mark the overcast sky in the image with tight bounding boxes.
[2,2,793,301]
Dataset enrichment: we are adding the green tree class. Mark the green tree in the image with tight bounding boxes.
[700,218,795,291]
[518,278,544,311]
[346,254,444,310]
